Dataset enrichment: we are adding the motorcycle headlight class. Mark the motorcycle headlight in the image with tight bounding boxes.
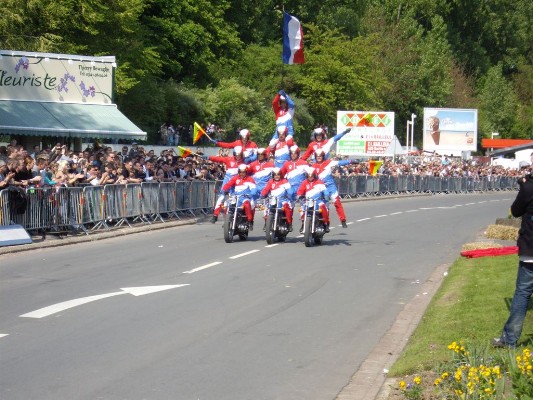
[307,199,314,208]
[269,197,277,206]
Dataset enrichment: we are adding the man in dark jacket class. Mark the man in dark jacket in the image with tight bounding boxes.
[493,164,533,347]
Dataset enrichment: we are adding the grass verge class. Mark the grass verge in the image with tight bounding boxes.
[389,254,533,376]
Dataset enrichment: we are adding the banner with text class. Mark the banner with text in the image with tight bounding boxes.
[336,111,395,156]
[0,51,115,104]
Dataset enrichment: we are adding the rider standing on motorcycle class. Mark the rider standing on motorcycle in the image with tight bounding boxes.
[206,146,245,223]
[248,148,275,198]
[272,90,295,140]
[210,128,258,163]
[222,164,257,230]
[269,125,295,168]
[301,127,351,161]
[260,167,294,232]
[312,148,356,228]
[296,166,331,233]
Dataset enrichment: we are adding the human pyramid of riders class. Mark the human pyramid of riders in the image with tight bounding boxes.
[203,89,355,237]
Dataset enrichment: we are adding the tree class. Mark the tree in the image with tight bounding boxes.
[477,64,519,138]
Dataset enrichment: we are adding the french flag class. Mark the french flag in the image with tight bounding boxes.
[282,12,305,64]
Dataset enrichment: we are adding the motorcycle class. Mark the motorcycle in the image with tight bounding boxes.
[301,197,328,247]
[223,194,251,243]
[265,195,290,244]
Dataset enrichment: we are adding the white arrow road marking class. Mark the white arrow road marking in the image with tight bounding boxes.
[20,285,190,319]
[229,250,260,259]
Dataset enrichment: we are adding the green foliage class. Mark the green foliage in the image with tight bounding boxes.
[0,0,531,143]
[297,25,385,127]
[478,64,520,138]
[197,78,273,145]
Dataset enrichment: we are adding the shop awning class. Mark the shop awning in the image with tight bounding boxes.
[0,100,146,140]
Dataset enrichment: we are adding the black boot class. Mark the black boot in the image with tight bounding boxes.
[211,215,218,223]
[325,223,330,233]
[299,222,304,234]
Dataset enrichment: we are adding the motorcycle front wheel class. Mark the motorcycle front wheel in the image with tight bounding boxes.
[304,216,313,247]
[223,215,235,243]
[265,214,275,244]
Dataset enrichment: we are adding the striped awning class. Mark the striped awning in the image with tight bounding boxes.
[0,100,146,140]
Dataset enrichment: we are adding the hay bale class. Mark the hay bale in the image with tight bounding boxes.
[495,218,521,228]
[485,224,519,241]
[462,242,503,252]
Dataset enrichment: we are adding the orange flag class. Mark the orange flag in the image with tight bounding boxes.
[193,122,206,144]
[177,146,193,158]
[368,160,383,176]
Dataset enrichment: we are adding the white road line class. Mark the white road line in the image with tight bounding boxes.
[0,334,8,339]
[357,218,371,222]
[346,221,354,225]
[229,249,260,259]
[465,202,476,205]
[20,292,125,319]
[183,261,223,274]
[389,212,403,215]
[265,244,278,248]
[406,210,419,213]
[374,214,387,218]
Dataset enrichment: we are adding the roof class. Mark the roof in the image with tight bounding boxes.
[489,142,533,157]
[0,100,146,140]
[482,138,533,149]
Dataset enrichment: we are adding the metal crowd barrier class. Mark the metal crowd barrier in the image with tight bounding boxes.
[0,175,519,236]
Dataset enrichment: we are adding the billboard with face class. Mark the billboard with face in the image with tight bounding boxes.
[423,108,478,154]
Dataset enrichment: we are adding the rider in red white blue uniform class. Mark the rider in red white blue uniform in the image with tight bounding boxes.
[260,167,294,231]
[281,145,308,202]
[301,127,352,161]
[210,129,258,163]
[207,146,245,223]
[222,164,257,229]
[248,148,275,200]
[269,125,295,168]
[296,166,331,233]
[272,90,295,140]
[312,148,357,228]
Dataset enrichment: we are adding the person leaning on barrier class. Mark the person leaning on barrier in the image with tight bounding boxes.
[492,163,533,348]
[0,159,16,189]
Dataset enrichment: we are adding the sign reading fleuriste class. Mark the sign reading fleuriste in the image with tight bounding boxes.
[0,51,115,104]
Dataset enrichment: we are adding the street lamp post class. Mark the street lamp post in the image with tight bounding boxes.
[491,132,499,152]
[410,113,417,154]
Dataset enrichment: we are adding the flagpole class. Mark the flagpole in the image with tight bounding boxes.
[281,5,285,89]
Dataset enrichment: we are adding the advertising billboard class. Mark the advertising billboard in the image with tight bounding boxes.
[336,111,395,156]
[0,50,115,104]
[423,108,478,154]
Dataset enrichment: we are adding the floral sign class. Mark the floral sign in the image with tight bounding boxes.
[0,50,115,104]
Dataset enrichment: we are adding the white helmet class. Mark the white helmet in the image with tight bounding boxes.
[314,148,325,158]
[237,164,248,173]
[239,129,251,140]
[233,146,243,156]
[313,127,327,140]
[289,145,300,155]
[304,166,318,179]
[257,147,267,155]
[277,125,288,135]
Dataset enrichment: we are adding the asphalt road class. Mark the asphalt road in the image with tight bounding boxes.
[0,192,514,400]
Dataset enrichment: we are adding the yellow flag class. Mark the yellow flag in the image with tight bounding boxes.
[369,160,383,176]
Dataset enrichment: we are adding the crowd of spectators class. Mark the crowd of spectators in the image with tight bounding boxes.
[0,138,529,192]
[0,140,226,190]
